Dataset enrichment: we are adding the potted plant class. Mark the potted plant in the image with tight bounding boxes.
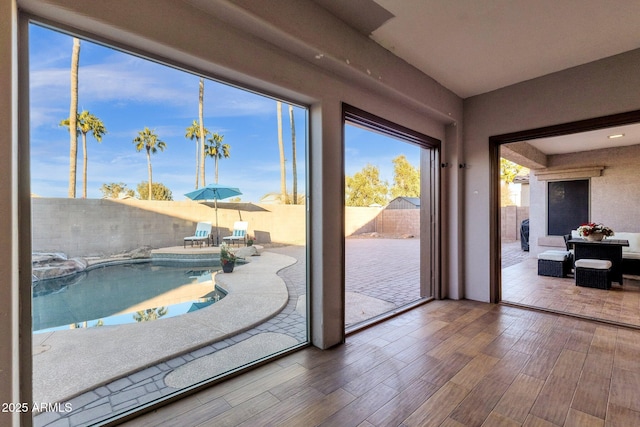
[577,223,614,241]
[219,243,237,273]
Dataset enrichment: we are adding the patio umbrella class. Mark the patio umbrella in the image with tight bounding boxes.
[185,183,242,246]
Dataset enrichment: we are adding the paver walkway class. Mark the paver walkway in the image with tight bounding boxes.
[501,239,531,268]
[346,238,421,308]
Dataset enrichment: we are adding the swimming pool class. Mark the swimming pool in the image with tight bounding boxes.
[32,262,226,333]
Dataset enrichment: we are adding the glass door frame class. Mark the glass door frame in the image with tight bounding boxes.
[343,104,441,332]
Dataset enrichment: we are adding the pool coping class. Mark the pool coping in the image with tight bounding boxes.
[32,249,296,405]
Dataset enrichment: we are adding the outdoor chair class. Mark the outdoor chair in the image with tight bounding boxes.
[223,221,248,246]
[184,222,212,248]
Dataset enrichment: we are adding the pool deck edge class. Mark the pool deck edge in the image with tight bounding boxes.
[32,250,295,405]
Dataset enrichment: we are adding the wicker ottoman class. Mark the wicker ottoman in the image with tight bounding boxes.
[575,259,612,289]
[537,250,571,278]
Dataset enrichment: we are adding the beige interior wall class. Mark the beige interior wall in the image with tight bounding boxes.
[464,48,640,301]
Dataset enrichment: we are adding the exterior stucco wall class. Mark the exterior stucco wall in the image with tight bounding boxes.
[464,48,640,301]
[529,144,640,255]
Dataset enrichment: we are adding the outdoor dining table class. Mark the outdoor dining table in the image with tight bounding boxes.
[568,238,629,284]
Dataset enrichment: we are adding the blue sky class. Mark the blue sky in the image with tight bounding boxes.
[30,24,419,202]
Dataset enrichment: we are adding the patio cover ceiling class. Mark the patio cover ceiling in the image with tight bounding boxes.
[314,0,640,99]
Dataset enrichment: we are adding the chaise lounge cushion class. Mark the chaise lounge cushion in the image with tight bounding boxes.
[184,222,212,247]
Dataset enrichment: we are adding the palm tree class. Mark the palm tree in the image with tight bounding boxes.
[276,101,287,204]
[67,37,81,198]
[133,307,168,322]
[185,119,209,189]
[133,127,167,200]
[205,133,230,184]
[60,110,107,198]
[288,104,298,204]
[198,78,207,187]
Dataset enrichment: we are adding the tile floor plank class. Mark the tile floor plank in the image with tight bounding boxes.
[570,370,610,419]
[529,375,576,425]
[318,383,398,427]
[606,402,640,426]
[493,373,545,424]
[609,367,640,413]
[366,379,439,427]
[222,363,307,407]
[449,353,501,390]
[402,381,470,427]
[563,408,604,427]
[197,392,280,427]
[448,376,510,426]
[119,301,640,427]
[236,387,325,427]
[482,411,523,426]
[276,388,357,427]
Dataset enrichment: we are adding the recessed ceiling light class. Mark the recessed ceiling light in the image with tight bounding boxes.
[608,133,625,139]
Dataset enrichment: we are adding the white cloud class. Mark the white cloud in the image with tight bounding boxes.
[30,49,276,130]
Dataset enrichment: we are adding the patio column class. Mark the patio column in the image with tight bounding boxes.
[310,100,345,349]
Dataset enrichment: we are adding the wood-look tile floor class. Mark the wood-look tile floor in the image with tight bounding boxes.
[503,257,640,327]
[121,300,640,426]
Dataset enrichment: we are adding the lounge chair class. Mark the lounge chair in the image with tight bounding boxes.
[223,221,248,246]
[184,222,212,248]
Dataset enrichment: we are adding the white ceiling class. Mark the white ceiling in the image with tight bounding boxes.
[526,122,640,155]
[313,0,640,154]
[374,0,640,98]
[318,0,640,99]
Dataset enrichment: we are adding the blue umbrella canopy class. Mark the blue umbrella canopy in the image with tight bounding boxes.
[184,183,242,201]
[185,184,242,246]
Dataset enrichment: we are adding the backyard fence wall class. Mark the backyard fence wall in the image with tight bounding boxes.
[377,209,420,236]
[344,207,383,235]
[32,199,424,257]
[501,206,529,241]
[32,198,528,256]
[345,207,420,237]
[32,198,307,257]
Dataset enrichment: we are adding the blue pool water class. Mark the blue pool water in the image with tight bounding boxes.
[32,262,226,333]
